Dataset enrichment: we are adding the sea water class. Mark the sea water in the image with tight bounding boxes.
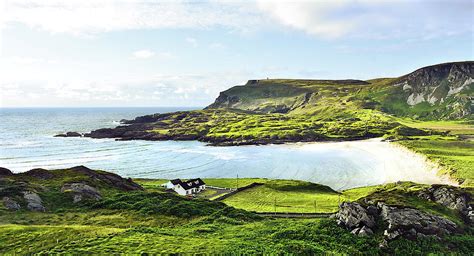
[0,108,449,190]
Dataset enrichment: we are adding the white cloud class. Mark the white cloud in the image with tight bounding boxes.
[3,0,470,40]
[257,0,473,39]
[3,0,262,36]
[132,49,155,59]
[0,71,254,107]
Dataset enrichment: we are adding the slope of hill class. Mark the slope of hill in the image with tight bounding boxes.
[206,61,473,120]
[2,167,473,254]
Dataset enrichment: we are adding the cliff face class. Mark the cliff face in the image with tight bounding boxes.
[395,62,473,106]
[205,79,369,114]
[391,62,473,119]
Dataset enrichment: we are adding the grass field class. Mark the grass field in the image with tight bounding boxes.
[398,119,474,135]
[136,178,382,213]
[222,180,381,213]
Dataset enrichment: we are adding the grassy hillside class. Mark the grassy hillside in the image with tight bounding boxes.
[2,168,473,254]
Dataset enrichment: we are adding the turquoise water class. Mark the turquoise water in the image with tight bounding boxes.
[0,108,446,190]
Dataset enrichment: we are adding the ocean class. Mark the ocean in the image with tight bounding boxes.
[0,107,448,190]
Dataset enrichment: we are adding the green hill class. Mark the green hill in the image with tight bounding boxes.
[85,61,473,146]
[206,62,473,120]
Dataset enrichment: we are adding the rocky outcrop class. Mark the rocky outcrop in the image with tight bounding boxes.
[378,203,460,240]
[23,191,45,212]
[61,183,102,203]
[335,202,376,237]
[335,200,463,241]
[68,166,143,191]
[55,132,82,137]
[417,185,473,224]
[2,197,20,210]
[0,167,13,176]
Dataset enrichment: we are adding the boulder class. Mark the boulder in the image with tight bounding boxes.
[61,182,102,203]
[418,185,469,211]
[335,202,376,230]
[379,203,460,240]
[417,185,473,224]
[2,197,20,211]
[0,167,13,176]
[336,200,463,241]
[23,191,45,212]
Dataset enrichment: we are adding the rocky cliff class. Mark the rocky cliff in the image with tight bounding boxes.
[392,61,473,119]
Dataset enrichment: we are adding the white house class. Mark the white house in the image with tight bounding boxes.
[163,178,206,196]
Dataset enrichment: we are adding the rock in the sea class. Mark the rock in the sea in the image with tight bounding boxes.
[61,182,102,203]
[55,132,82,137]
[2,197,21,210]
[23,191,45,212]
[0,167,13,176]
[335,202,376,229]
[379,203,460,240]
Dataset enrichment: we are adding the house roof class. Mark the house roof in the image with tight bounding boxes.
[170,179,182,185]
[173,178,205,190]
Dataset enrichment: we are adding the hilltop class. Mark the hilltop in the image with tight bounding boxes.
[206,61,473,119]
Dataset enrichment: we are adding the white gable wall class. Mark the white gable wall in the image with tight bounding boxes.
[165,181,175,189]
[173,184,190,196]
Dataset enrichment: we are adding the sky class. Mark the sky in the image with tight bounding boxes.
[0,0,473,108]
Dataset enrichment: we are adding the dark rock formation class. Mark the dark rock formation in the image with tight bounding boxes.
[55,131,82,137]
[378,203,460,240]
[22,168,54,180]
[68,165,143,191]
[23,191,45,212]
[61,183,102,203]
[0,167,13,176]
[335,199,464,241]
[335,202,376,237]
[2,197,20,211]
[417,185,473,224]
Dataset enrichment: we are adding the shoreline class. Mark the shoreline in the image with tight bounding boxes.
[130,138,457,190]
[6,136,460,190]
